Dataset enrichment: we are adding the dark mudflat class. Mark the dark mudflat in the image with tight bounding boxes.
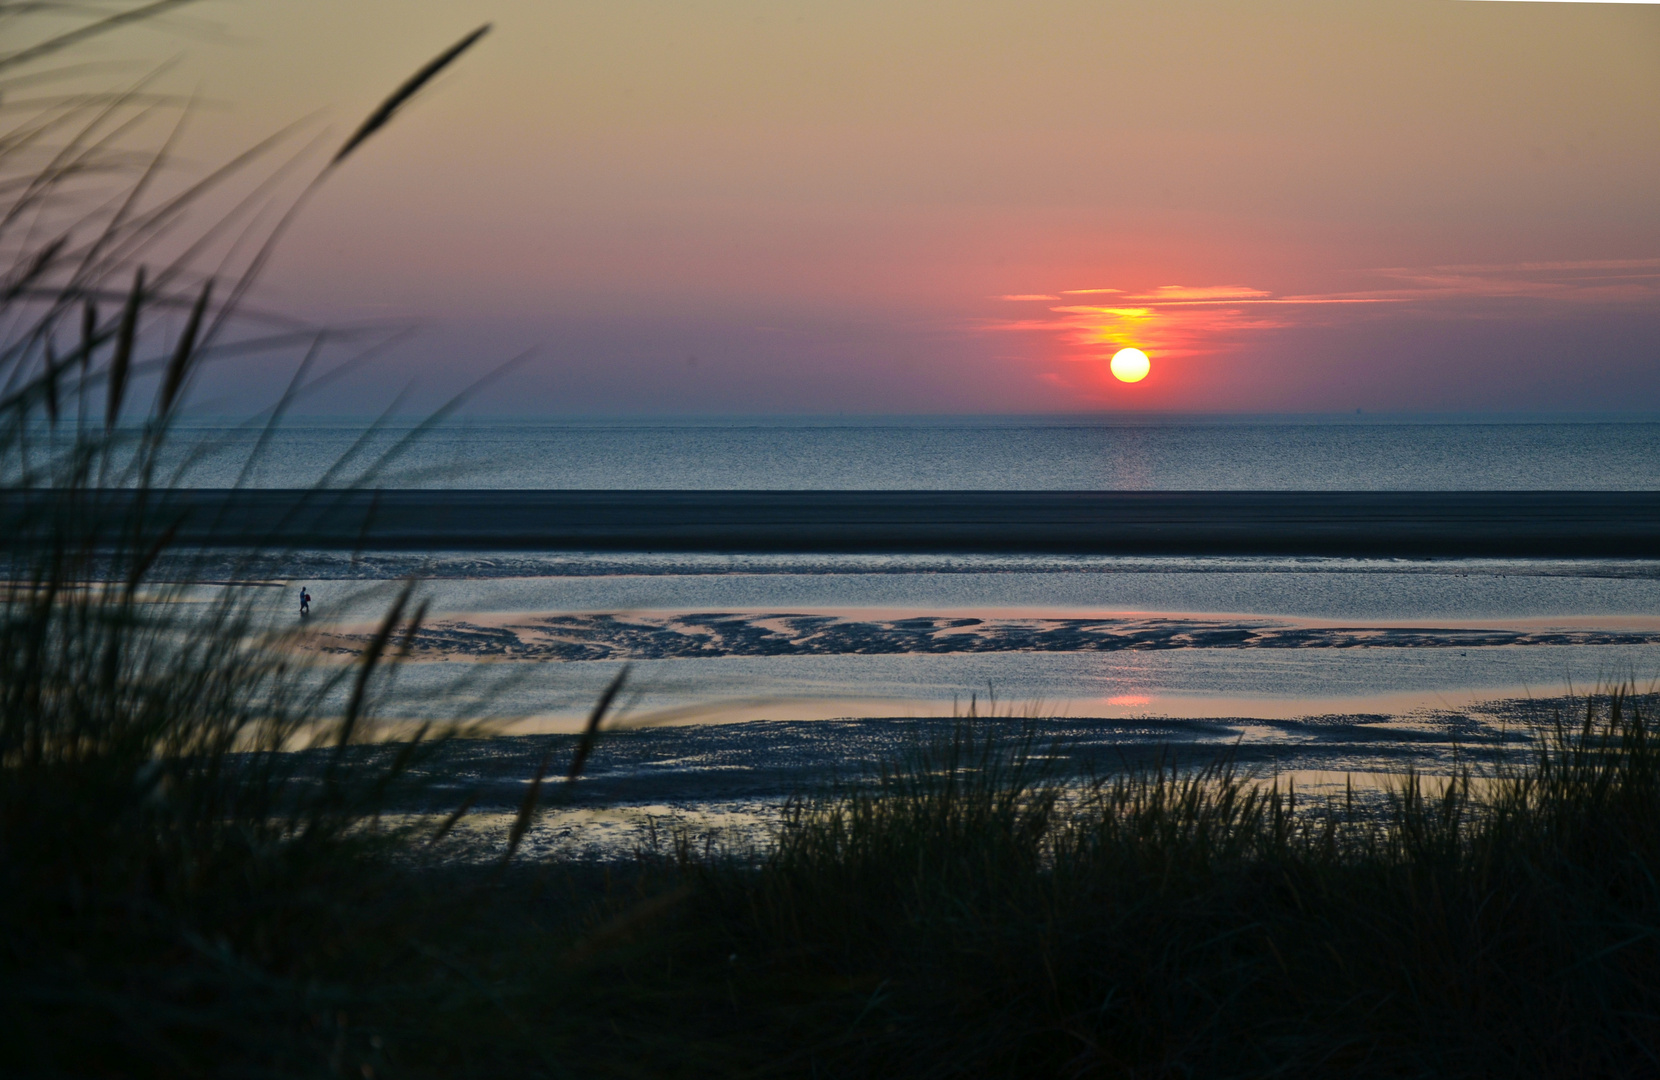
[9,489,1660,556]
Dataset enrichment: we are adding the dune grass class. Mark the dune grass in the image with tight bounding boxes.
[10,682,1660,1076]
[324,696,1646,1080]
[42,693,1630,1079]
[710,701,1660,1076]
[0,9,500,1075]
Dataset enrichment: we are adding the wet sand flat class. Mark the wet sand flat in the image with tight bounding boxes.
[334,698,1646,858]
[27,489,1660,556]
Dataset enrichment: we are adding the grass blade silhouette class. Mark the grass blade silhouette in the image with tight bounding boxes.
[568,666,630,786]
[157,277,209,414]
[202,26,492,365]
[104,266,142,428]
[332,25,491,166]
[0,1,201,74]
[501,666,630,867]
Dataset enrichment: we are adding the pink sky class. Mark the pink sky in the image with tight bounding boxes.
[46,0,1660,413]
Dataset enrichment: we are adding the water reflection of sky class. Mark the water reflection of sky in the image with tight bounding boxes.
[365,644,1660,731]
[264,554,1660,623]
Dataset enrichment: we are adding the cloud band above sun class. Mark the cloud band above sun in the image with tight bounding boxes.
[981,259,1660,400]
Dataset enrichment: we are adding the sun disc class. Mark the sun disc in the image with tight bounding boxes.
[1110,347,1150,383]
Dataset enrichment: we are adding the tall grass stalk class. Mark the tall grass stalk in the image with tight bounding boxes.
[0,10,500,1075]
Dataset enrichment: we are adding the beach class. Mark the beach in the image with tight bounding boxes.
[251,538,1660,858]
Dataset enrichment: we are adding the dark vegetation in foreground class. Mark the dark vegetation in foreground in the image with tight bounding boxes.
[9,692,1660,1077]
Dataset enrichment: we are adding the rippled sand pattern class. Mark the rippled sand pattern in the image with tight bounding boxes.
[318,611,1660,663]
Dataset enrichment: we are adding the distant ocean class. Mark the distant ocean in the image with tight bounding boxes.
[169,416,1660,490]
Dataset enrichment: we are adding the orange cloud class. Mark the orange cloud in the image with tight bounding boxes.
[980,284,1309,369]
[1052,302,1294,361]
[979,261,1660,402]
[1131,284,1272,301]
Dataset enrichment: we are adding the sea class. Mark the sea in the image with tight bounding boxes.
[172,414,1660,492]
[172,415,1660,854]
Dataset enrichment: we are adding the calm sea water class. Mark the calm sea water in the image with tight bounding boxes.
[171,416,1660,490]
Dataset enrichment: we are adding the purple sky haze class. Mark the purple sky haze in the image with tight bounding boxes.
[37,0,1660,415]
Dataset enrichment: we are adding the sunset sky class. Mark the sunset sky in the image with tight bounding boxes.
[58,0,1660,414]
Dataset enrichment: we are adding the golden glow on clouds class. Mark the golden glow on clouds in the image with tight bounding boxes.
[985,285,1310,394]
[1137,285,1272,302]
[984,257,1660,403]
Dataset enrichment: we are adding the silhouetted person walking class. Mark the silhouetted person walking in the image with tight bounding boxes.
[299,587,311,619]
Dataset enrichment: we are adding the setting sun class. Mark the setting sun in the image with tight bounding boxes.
[1110,347,1151,383]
